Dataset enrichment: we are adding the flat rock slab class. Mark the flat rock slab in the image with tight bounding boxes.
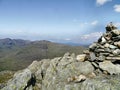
[106,56,120,60]
[99,61,120,75]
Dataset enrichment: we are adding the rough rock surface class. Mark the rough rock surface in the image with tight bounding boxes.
[2,23,120,90]
[2,53,120,90]
[99,61,120,75]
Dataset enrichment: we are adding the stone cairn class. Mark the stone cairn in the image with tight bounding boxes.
[89,22,119,62]
[77,22,120,75]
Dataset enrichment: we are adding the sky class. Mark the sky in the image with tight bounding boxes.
[0,0,120,44]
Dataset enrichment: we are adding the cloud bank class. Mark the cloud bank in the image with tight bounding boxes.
[96,0,112,6]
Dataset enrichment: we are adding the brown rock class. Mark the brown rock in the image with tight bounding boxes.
[104,43,110,48]
[88,72,96,78]
[68,75,86,83]
[83,50,90,55]
[106,56,120,60]
[114,41,120,48]
[76,54,87,62]
[111,29,120,36]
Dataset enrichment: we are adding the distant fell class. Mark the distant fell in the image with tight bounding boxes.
[0,38,86,71]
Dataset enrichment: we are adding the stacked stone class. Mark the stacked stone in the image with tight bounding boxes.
[77,22,120,75]
[89,22,120,62]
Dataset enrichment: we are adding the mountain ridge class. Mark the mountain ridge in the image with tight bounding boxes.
[0,38,86,71]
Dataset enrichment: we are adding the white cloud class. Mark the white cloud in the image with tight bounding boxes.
[65,38,71,41]
[80,20,99,27]
[114,5,120,12]
[80,22,88,27]
[96,0,112,6]
[80,32,103,40]
[91,20,98,26]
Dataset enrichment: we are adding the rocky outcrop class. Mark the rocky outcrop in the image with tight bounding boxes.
[1,53,95,90]
[2,23,120,90]
[2,52,120,90]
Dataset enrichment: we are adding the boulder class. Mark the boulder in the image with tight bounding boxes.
[98,36,106,44]
[101,37,106,44]
[76,54,87,62]
[112,49,120,55]
[104,43,110,48]
[109,45,117,49]
[89,43,97,51]
[2,69,32,90]
[111,29,120,36]
[114,41,120,48]
[83,50,90,55]
[106,22,117,32]
[112,36,120,42]
[99,61,120,75]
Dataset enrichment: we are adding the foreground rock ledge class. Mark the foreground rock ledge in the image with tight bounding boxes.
[1,53,120,90]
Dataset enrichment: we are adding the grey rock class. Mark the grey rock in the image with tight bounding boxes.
[2,69,32,90]
[95,49,105,53]
[113,49,120,55]
[89,43,97,51]
[101,37,106,44]
[104,48,111,53]
[90,52,96,61]
[104,32,112,40]
[97,55,105,61]
[99,61,120,75]
[111,29,120,36]
[83,50,90,55]
[112,36,120,42]
[109,45,117,49]
[106,22,117,32]
[99,53,109,56]
[1,53,95,90]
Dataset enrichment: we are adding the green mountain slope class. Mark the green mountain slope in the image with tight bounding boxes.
[0,39,86,71]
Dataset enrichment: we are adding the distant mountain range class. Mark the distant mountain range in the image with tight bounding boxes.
[0,38,86,71]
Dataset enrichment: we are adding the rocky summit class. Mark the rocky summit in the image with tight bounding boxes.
[2,23,120,90]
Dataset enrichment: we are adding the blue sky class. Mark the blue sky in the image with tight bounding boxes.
[0,0,120,44]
